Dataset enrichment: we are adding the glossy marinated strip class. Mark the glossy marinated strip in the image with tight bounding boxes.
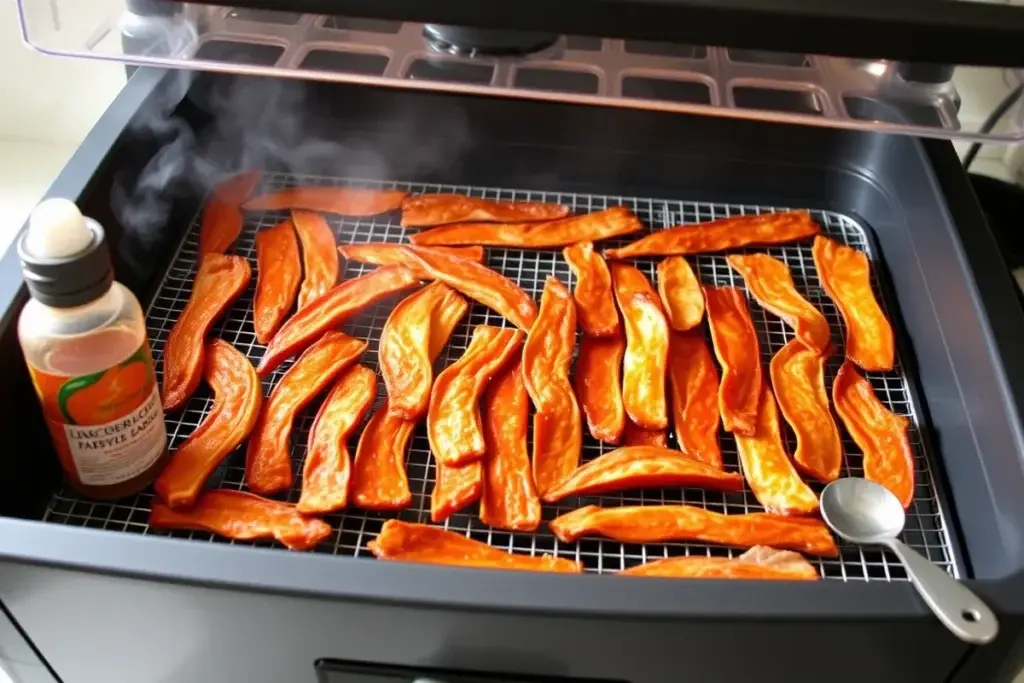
[293,210,339,311]
[833,361,914,508]
[410,206,643,249]
[727,253,831,354]
[246,332,366,494]
[622,421,668,447]
[243,186,408,216]
[351,291,468,510]
[544,446,744,502]
[667,330,722,469]
[349,404,416,511]
[621,546,819,580]
[813,236,895,371]
[771,340,843,482]
[550,505,838,557]
[253,220,301,344]
[604,210,819,259]
[297,365,377,514]
[428,326,525,467]
[163,254,251,412]
[704,287,762,436]
[197,170,261,257]
[401,194,569,228]
[523,278,582,499]
[735,387,819,516]
[154,340,262,508]
[338,243,485,272]
[573,334,626,444]
[432,460,483,522]
[369,520,583,573]
[379,282,459,420]
[611,263,669,430]
[391,245,538,330]
[563,241,619,337]
[150,490,332,551]
[480,361,541,532]
[257,266,420,375]
[657,256,704,331]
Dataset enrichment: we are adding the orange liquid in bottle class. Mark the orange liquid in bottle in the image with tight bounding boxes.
[27,325,169,500]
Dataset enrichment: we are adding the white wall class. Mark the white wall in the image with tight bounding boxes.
[0,0,125,254]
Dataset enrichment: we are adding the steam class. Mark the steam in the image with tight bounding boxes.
[112,55,472,268]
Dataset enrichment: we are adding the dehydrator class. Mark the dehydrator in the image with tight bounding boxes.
[3,0,1024,681]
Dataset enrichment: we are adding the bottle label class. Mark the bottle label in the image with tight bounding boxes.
[30,342,167,486]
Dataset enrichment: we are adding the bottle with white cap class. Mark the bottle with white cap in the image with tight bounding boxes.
[17,198,168,500]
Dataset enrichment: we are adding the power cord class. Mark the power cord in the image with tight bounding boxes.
[963,84,1024,170]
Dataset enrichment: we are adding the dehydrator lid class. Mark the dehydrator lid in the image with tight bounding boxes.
[183,0,1024,68]
[14,0,1024,142]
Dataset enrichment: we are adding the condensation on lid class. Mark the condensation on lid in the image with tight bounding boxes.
[25,198,94,260]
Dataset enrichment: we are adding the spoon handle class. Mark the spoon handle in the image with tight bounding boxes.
[886,539,998,644]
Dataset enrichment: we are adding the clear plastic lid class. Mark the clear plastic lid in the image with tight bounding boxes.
[15,0,1024,143]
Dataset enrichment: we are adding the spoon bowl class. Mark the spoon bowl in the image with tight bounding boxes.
[820,477,998,644]
[821,477,905,544]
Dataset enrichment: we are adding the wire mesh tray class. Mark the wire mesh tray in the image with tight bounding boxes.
[42,172,959,582]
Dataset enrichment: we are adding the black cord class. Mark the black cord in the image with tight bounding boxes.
[964,84,1023,170]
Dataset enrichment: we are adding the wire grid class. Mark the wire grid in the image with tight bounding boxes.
[42,172,958,582]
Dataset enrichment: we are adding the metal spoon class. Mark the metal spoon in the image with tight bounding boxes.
[821,477,998,644]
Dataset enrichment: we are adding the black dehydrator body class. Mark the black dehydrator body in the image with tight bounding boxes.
[1,67,1024,682]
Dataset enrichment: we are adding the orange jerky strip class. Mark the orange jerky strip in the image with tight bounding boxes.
[253,220,301,344]
[551,505,838,557]
[293,210,339,311]
[246,332,366,494]
[369,520,583,573]
[428,326,525,468]
[833,361,914,508]
[297,365,377,514]
[432,461,483,522]
[657,256,704,331]
[621,546,819,580]
[163,254,251,412]
[667,330,722,469]
[243,186,407,216]
[257,265,420,375]
[150,489,331,551]
[338,243,485,274]
[481,361,541,532]
[154,340,262,508]
[524,278,582,499]
[545,447,744,502]
[813,236,894,371]
[704,287,762,436]
[198,170,261,257]
[401,194,570,228]
[605,209,819,259]
[611,263,669,430]
[623,421,668,447]
[727,253,831,355]
[574,334,626,445]
[351,290,468,511]
[379,282,458,420]
[411,207,644,249]
[563,241,619,337]
[391,245,538,330]
[735,387,819,516]
[771,340,843,482]
[350,404,416,511]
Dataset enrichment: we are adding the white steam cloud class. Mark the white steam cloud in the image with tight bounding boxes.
[111,51,472,270]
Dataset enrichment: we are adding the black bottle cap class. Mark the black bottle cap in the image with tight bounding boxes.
[18,201,115,309]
